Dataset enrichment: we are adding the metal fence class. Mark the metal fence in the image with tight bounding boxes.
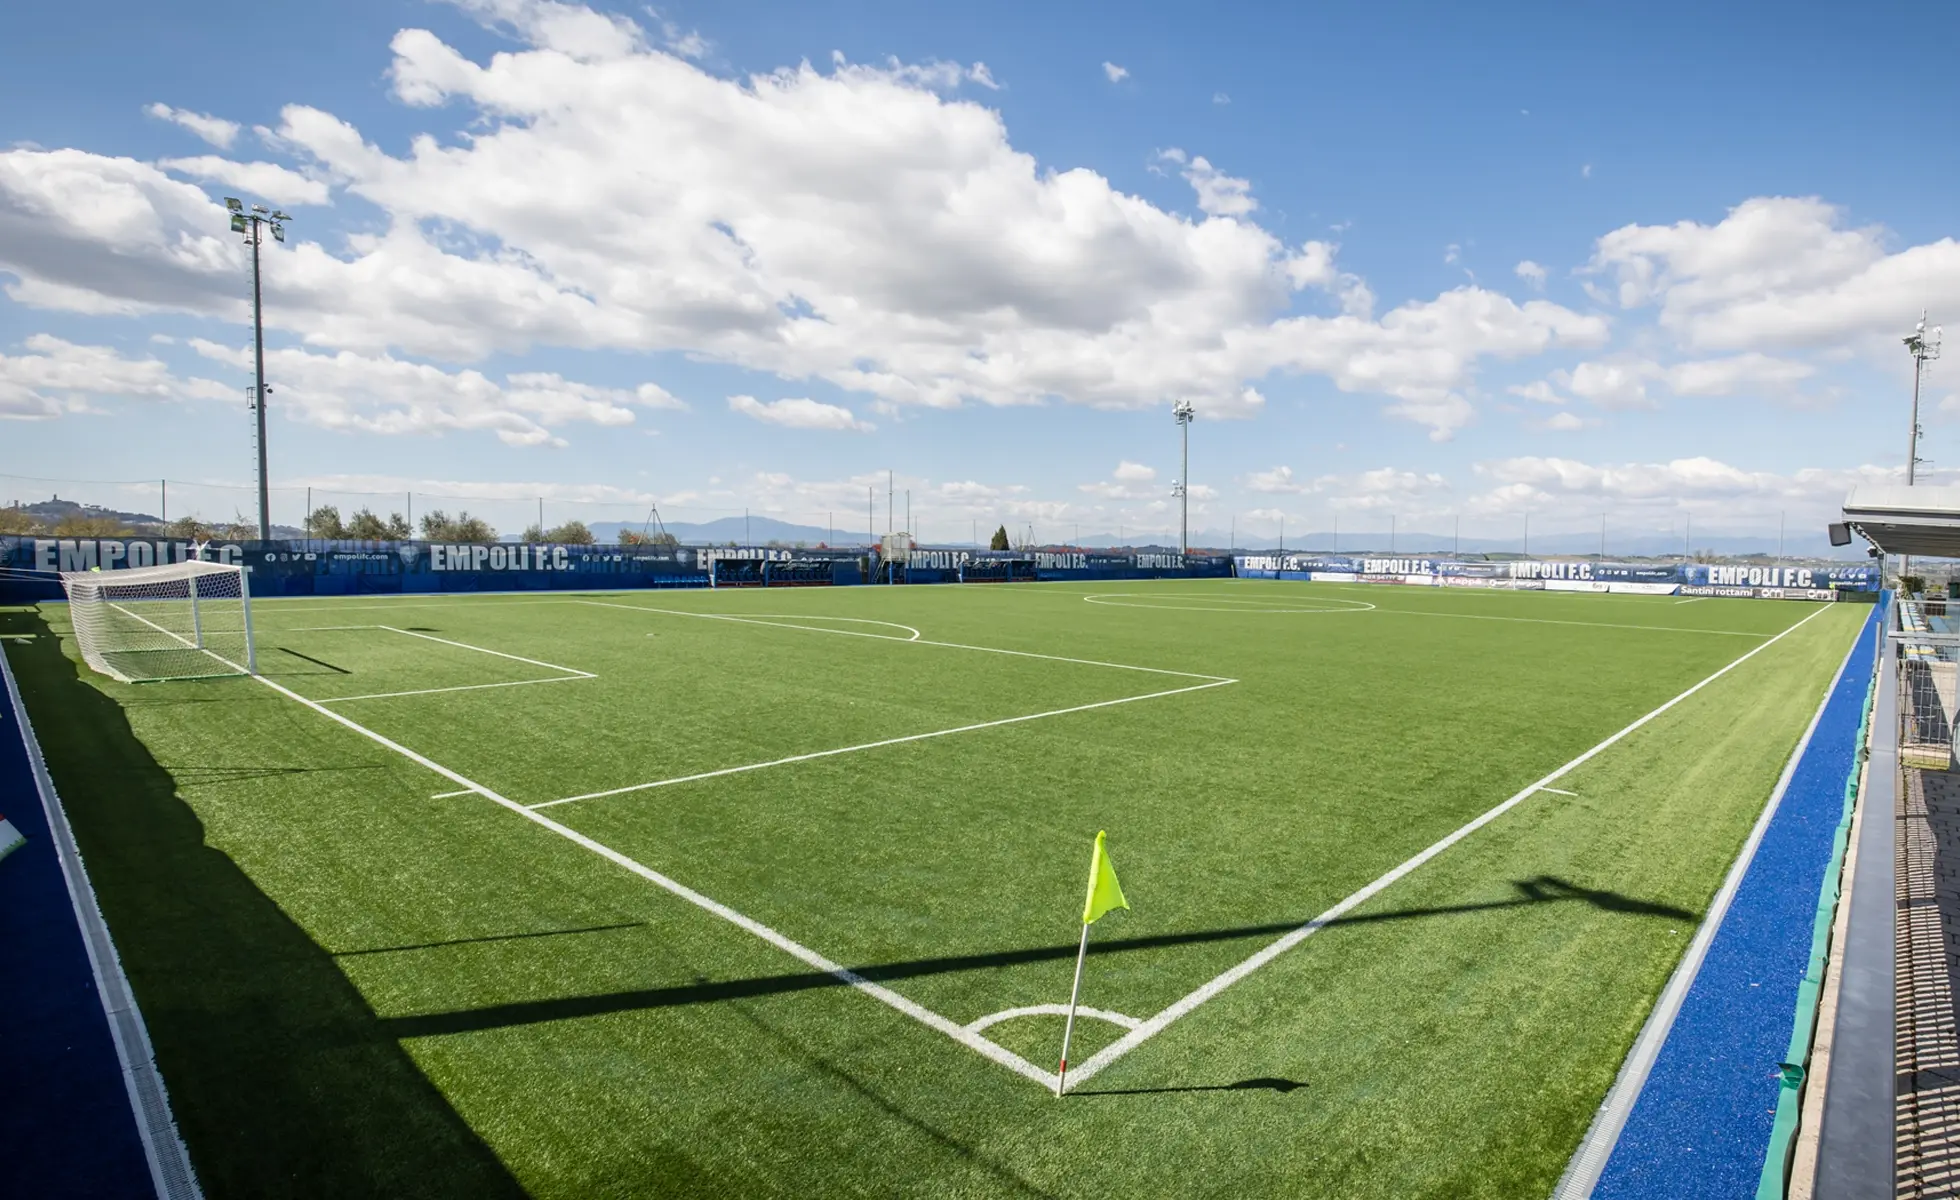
[1896,600,1960,771]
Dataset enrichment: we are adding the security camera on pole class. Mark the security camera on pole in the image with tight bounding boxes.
[224,197,293,543]
[1172,399,1195,555]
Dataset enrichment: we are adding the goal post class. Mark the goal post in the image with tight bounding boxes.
[60,560,257,683]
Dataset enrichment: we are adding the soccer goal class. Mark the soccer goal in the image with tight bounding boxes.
[60,560,257,683]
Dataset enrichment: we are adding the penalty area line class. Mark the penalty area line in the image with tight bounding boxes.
[531,678,1237,808]
[236,666,1062,1091]
[1059,602,1834,1092]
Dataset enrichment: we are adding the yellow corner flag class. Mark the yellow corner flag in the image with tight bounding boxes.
[1081,830,1128,925]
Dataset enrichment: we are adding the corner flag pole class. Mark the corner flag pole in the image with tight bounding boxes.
[1056,829,1128,1098]
[1056,922,1091,1097]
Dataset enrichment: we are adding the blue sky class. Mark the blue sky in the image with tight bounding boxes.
[2,0,1956,547]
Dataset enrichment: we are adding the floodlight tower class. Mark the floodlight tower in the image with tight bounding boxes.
[1172,399,1195,554]
[1906,311,1943,487]
[225,197,292,542]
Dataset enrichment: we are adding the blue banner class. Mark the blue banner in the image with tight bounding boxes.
[1231,554,1879,600]
[0,538,1236,602]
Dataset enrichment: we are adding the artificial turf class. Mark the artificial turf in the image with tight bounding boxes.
[3,579,1866,1198]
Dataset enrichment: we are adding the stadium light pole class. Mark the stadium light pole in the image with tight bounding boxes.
[1172,399,1195,555]
[1903,312,1941,580]
[1906,311,1942,488]
[225,197,291,542]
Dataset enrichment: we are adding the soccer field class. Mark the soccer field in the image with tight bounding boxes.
[4,579,1866,1198]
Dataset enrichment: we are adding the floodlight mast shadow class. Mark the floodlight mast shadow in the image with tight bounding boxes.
[225,197,292,543]
[1172,399,1195,555]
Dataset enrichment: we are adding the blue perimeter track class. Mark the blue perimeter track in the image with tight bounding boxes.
[1594,603,1881,1198]
[0,656,155,1196]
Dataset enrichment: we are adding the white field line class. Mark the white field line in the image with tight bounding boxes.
[286,624,386,631]
[530,678,1236,808]
[1550,601,1862,1199]
[323,675,591,704]
[223,661,1064,1090]
[431,788,476,798]
[309,625,594,704]
[576,598,1229,681]
[377,626,596,678]
[1674,597,1707,605]
[966,1004,1142,1034]
[645,613,924,641]
[1537,786,1578,796]
[1058,603,1834,1091]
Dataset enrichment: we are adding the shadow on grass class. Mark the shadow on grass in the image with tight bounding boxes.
[384,875,1695,1038]
[1071,1076,1308,1097]
[1,608,525,1200]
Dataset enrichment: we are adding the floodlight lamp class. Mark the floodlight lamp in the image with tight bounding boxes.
[271,223,285,242]
[271,210,290,221]
[225,197,243,212]
[252,204,268,213]
[230,214,247,233]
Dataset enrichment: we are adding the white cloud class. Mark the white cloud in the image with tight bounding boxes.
[1534,351,1816,412]
[1244,465,1308,493]
[1507,379,1566,405]
[1537,411,1591,432]
[158,157,331,207]
[185,338,682,446]
[1586,196,1960,353]
[726,394,872,432]
[1212,92,1230,105]
[648,7,709,59]
[1080,461,1166,499]
[1444,243,1461,265]
[0,2,1606,443]
[1558,359,1656,410]
[1581,163,1592,179]
[1467,454,1904,522]
[1156,147,1256,218]
[144,103,240,149]
[1310,466,1451,511]
[0,334,232,419]
[1514,260,1546,289]
[1103,61,1129,83]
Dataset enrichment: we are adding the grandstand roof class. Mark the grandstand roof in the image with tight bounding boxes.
[1842,484,1960,558]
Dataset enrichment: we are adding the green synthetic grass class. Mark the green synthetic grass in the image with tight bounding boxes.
[3,580,1865,1198]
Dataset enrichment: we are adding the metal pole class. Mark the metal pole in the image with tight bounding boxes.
[250,222,270,541]
[238,564,256,675]
[888,470,893,535]
[1600,512,1606,558]
[1390,514,1396,554]
[1779,511,1785,561]
[161,479,168,527]
[1055,922,1092,1097]
[1685,513,1690,561]
[868,487,873,546]
[539,497,545,537]
[1279,515,1284,554]
[304,486,310,537]
[1180,416,1190,555]
[1523,512,1530,556]
[745,507,750,545]
[1910,350,1924,487]
[1454,514,1460,556]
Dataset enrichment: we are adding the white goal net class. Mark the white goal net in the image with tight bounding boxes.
[60,560,257,683]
